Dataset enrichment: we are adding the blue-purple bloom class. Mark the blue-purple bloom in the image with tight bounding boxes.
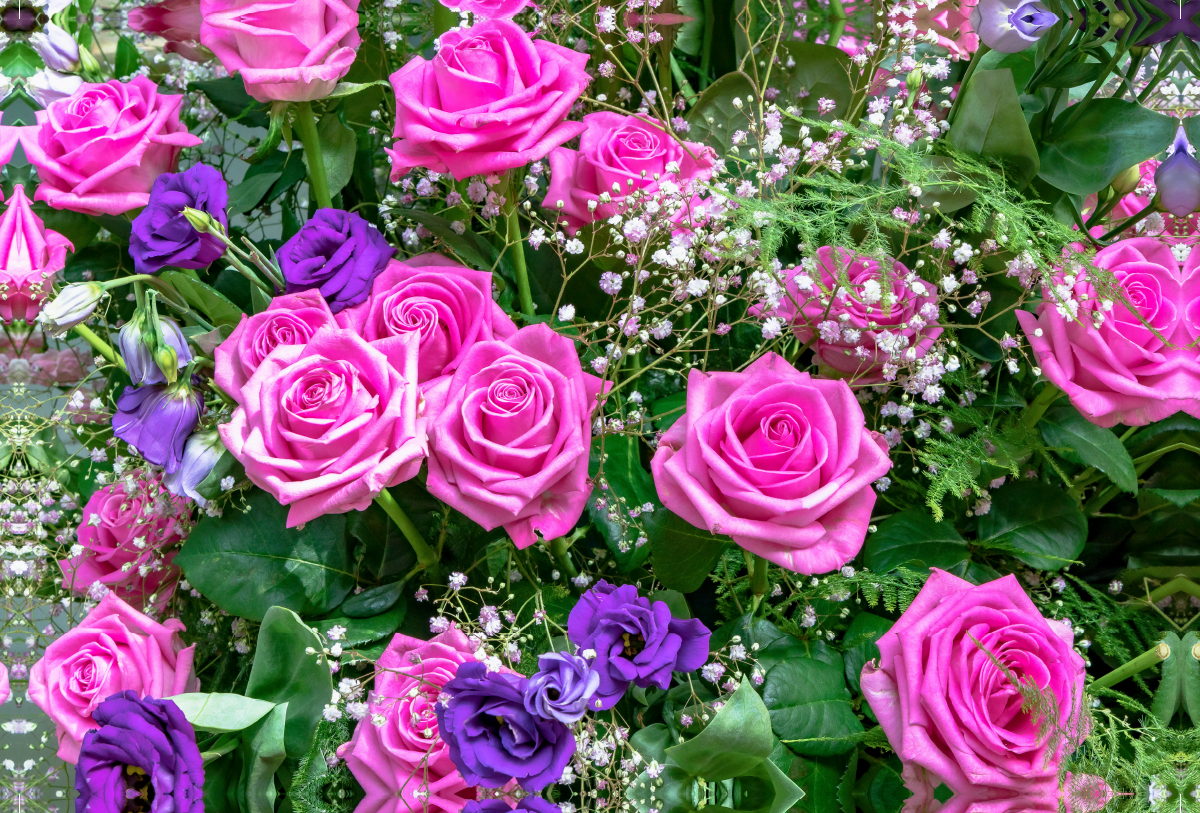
[75,691,204,813]
[463,800,562,813]
[117,314,193,386]
[524,651,600,724]
[1155,127,1200,218]
[279,209,395,314]
[112,378,203,474]
[969,0,1058,52]
[163,430,225,506]
[567,581,711,711]
[129,164,228,275]
[436,662,575,791]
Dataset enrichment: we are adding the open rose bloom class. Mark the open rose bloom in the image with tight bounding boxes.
[0,184,72,323]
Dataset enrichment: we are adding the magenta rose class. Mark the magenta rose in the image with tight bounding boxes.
[544,112,717,233]
[861,569,1086,808]
[651,352,892,574]
[387,20,590,181]
[200,0,360,102]
[769,247,942,383]
[0,662,8,706]
[0,184,72,324]
[128,0,209,62]
[219,327,426,527]
[335,253,517,387]
[59,476,189,609]
[214,289,339,402]
[1016,238,1200,427]
[28,592,199,763]
[24,77,201,216]
[440,0,531,18]
[425,323,605,549]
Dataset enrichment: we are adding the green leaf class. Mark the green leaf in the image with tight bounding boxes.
[176,487,353,621]
[338,580,405,617]
[1040,60,1107,89]
[1152,631,1184,724]
[313,601,407,648]
[189,77,270,128]
[402,209,506,273]
[1145,488,1200,507]
[0,42,43,78]
[975,481,1086,570]
[172,693,277,733]
[631,723,672,764]
[35,203,99,251]
[861,510,969,573]
[675,0,704,55]
[840,613,893,695]
[305,113,356,198]
[646,508,729,592]
[195,450,244,502]
[245,606,334,760]
[1182,631,1200,726]
[1038,99,1176,195]
[977,49,1036,91]
[229,172,282,216]
[686,72,757,156]
[159,269,245,328]
[780,42,853,121]
[772,748,846,813]
[115,35,141,79]
[857,756,911,813]
[589,435,657,570]
[239,703,288,813]
[764,651,863,757]
[668,680,774,780]
[325,80,390,98]
[1040,405,1137,494]
[947,69,1040,189]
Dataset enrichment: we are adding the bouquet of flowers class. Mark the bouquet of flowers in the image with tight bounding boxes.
[0,0,1198,811]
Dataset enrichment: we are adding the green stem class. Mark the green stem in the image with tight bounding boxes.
[747,552,769,612]
[294,102,332,210]
[74,324,126,371]
[1018,384,1062,431]
[433,0,458,35]
[670,55,696,103]
[549,535,579,579]
[1098,202,1157,242]
[1087,641,1171,692]
[374,488,439,569]
[945,44,990,127]
[699,0,714,88]
[504,177,535,318]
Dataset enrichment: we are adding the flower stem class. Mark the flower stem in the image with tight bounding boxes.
[1018,383,1062,431]
[746,552,769,613]
[549,535,579,580]
[374,488,439,569]
[1087,641,1171,692]
[294,102,332,210]
[503,176,535,318]
[74,324,126,371]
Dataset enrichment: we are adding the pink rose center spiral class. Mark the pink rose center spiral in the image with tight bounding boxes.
[254,313,318,365]
[482,373,540,444]
[387,298,441,340]
[65,650,111,700]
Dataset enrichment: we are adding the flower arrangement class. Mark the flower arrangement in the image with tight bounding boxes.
[0,0,1198,812]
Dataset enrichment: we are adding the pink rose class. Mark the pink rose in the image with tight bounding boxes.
[387,20,590,181]
[24,77,202,216]
[860,569,1086,808]
[441,0,531,18]
[0,662,8,706]
[339,628,476,779]
[544,112,716,233]
[28,592,199,763]
[200,0,360,102]
[425,323,604,548]
[0,184,72,324]
[59,477,189,609]
[128,0,209,62]
[335,253,517,387]
[214,289,339,402]
[900,0,978,59]
[29,347,87,386]
[1016,238,1200,427]
[770,247,941,383]
[650,353,892,574]
[219,327,426,527]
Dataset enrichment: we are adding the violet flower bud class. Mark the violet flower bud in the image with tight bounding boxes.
[29,23,80,72]
[970,0,1059,52]
[37,281,104,336]
[117,312,193,386]
[1154,126,1200,218]
[163,430,225,506]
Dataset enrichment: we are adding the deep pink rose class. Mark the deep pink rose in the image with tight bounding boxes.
[24,77,201,216]
[219,327,426,527]
[441,0,531,18]
[28,592,199,763]
[335,253,517,387]
[1016,238,1200,427]
[200,0,360,102]
[387,20,590,181]
[651,352,892,574]
[769,247,941,383]
[425,323,604,549]
[29,348,87,386]
[128,0,209,62]
[900,0,978,59]
[543,112,716,233]
[0,184,72,324]
[59,477,189,609]
[214,289,339,403]
[861,569,1086,809]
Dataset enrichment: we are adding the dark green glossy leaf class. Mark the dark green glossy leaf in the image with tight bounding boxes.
[668,680,774,780]
[686,72,756,156]
[861,510,969,573]
[947,69,1040,188]
[975,481,1086,570]
[173,693,276,733]
[160,269,245,328]
[338,580,405,617]
[188,77,270,128]
[646,508,729,592]
[589,435,657,570]
[1040,405,1137,494]
[764,651,863,756]
[1038,99,1175,195]
[840,612,892,695]
[313,601,407,649]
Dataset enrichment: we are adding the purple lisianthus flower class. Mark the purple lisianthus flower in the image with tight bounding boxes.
[75,691,204,813]
[436,662,575,791]
[279,209,396,314]
[464,800,562,813]
[969,0,1058,52]
[567,581,711,710]
[112,378,203,474]
[163,430,225,506]
[524,651,600,724]
[1155,126,1200,218]
[129,164,228,275]
[117,314,193,386]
